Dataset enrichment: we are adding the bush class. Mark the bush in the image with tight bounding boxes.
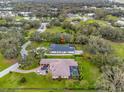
[19,77,26,83]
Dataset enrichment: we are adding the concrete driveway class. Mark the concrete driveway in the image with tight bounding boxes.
[37,23,48,33]
[0,63,19,78]
[20,41,31,59]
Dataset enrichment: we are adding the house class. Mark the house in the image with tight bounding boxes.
[50,44,75,54]
[39,59,79,79]
[18,12,32,17]
[67,13,80,19]
[115,20,124,27]
[87,13,95,18]
[0,11,15,18]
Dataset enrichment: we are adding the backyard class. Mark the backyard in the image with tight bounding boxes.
[75,57,100,89]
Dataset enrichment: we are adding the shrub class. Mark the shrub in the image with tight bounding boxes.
[19,77,26,83]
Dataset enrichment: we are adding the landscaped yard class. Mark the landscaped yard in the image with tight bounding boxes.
[0,53,15,71]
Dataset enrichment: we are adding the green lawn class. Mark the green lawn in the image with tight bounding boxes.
[0,72,66,92]
[0,53,14,71]
[26,28,37,39]
[0,19,7,25]
[15,16,24,21]
[46,26,66,33]
[0,71,97,92]
[45,55,74,59]
[0,56,99,92]
[111,42,124,59]
[75,44,85,50]
[26,42,50,50]
[0,72,95,92]
[75,57,100,89]
[95,20,111,27]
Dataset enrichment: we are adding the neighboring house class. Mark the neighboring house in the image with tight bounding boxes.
[18,12,32,17]
[86,13,95,18]
[115,20,124,27]
[0,11,15,18]
[24,16,38,21]
[39,59,79,79]
[50,44,75,54]
[67,13,80,19]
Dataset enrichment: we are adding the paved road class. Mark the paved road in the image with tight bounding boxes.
[0,63,19,78]
[37,23,48,33]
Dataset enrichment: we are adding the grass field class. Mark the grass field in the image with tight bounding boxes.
[46,26,66,33]
[0,53,14,71]
[26,42,50,50]
[15,16,24,21]
[111,42,124,59]
[76,57,100,89]
[0,72,66,92]
[25,28,37,40]
[45,55,75,59]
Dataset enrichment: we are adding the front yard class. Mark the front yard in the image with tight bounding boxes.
[0,53,15,71]
[0,72,66,92]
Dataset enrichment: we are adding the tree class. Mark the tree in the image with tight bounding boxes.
[0,30,24,59]
[94,9,108,19]
[91,54,123,68]
[51,32,61,43]
[62,33,74,43]
[30,32,42,42]
[75,34,88,44]
[96,66,124,92]
[49,18,61,27]
[87,36,112,55]
[79,20,99,36]
[29,20,40,29]
[99,26,124,42]
[19,47,46,70]
[104,15,118,24]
